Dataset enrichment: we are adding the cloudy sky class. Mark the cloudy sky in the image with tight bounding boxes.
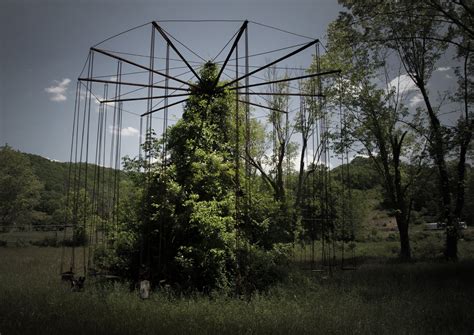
[0,0,345,162]
[0,0,461,165]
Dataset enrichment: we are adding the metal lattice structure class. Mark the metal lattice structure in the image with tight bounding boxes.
[60,20,352,281]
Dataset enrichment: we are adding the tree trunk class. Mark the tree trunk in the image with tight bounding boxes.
[396,213,411,261]
[454,48,474,234]
[275,142,286,202]
[418,83,458,260]
[445,227,458,260]
[393,134,411,261]
[295,138,308,208]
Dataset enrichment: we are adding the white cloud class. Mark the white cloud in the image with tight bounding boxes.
[122,126,139,136]
[45,78,71,102]
[388,74,417,94]
[109,125,139,137]
[409,93,424,107]
[436,67,450,72]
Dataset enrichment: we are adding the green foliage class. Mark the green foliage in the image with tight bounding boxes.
[337,0,473,259]
[91,178,142,276]
[26,152,68,222]
[107,64,239,292]
[333,156,381,190]
[0,145,43,226]
[104,63,299,293]
[237,243,291,293]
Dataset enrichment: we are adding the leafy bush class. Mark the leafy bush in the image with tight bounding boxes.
[238,243,291,294]
[93,229,139,278]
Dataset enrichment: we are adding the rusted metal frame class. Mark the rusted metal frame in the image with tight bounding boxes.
[152,21,202,83]
[246,92,325,97]
[90,47,197,89]
[140,98,189,117]
[102,93,189,104]
[215,20,248,85]
[220,38,319,89]
[238,99,288,114]
[78,77,190,92]
[228,69,341,91]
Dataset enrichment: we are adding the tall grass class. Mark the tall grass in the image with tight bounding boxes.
[1,245,473,334]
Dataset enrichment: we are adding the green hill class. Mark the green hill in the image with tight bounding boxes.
[1,146,128,227]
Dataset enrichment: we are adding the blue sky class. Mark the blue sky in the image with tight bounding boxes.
[0,0,344,162]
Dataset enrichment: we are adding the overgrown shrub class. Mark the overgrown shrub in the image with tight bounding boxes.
[238,243,291,294]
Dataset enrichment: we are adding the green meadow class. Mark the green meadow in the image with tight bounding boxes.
[1,231,473,335]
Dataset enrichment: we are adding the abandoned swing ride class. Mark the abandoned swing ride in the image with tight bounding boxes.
[60,20,355,291]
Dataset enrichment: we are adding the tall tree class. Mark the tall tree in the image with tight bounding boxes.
[294,78,325,210]
[113,63,293,292]
[142,62,238,290]
[338,0,473,259]
[320,14,427,260]
[245,67,296,203]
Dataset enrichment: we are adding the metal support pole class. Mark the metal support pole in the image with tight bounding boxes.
[245,25,251,228]
[235,41,240,222]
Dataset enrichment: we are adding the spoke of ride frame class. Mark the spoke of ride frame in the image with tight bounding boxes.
[246,92,325,97]
[215,20,248,85]
[152,21,202,83]
[220,38,319,89]
[141,98,189,117]
[78,77,190,91]
[238,99,288,114]
[90,47,198,89]
[102,93,190,103]
[228,69,341,91]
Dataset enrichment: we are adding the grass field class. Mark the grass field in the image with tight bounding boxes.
[0,232,473,334]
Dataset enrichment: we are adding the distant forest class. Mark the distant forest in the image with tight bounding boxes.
[0,145,127,229]
[1,145,472,231]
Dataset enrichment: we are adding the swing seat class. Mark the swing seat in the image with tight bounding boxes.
[71,276,85,291]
